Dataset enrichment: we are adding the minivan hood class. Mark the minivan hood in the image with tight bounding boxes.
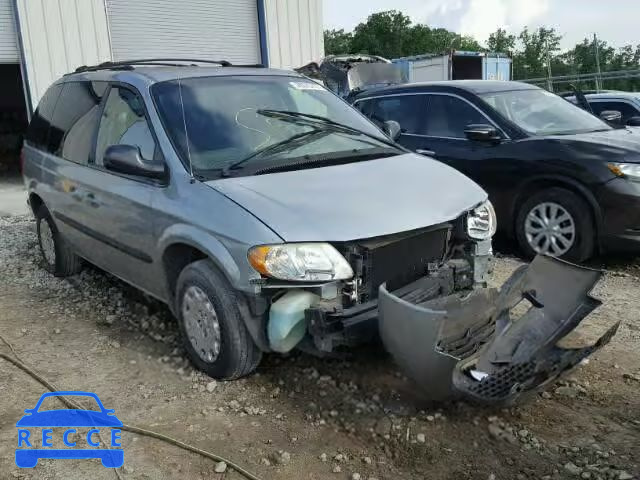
[207,153,487,242]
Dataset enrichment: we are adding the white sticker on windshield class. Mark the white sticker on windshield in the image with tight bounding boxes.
[289,81,325,91]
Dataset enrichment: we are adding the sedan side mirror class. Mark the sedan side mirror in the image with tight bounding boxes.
[103,145,165,179]
[626,116,640,127]
[464,124,501,142]
[599,110,622,124]
[383,120,402,141]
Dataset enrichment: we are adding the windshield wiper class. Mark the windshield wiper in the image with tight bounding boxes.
[256,109,400,149]
[221,128,331,176]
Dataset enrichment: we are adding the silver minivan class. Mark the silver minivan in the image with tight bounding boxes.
[22,60,616,404]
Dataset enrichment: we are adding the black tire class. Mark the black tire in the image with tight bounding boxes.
[35,205,82,276]
[175,259,262,380]
[515,187,595,262]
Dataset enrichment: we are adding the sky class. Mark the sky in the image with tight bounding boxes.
[323,0,639,50]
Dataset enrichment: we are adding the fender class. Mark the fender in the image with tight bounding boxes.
[157,224,250,288]
[510,174,603,234]
[157,224,270,351]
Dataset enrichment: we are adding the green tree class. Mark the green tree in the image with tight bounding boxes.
[349,10,413,58]
[323,29,353,55]
[486,28,516,53]
[513,26,562,79]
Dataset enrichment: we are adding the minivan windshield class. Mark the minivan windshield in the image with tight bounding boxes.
[480,88,612,135]
[152,75,399,176]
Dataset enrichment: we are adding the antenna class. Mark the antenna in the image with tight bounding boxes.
[177,76,195,183]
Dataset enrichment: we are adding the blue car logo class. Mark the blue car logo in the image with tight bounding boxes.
[15,391,123,468]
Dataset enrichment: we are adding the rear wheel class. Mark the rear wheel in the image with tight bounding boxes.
[515,188,595,262]
[175,259,262,380]
[35,205,82,276]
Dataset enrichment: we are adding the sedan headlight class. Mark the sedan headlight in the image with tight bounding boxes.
[607,162,640,182]
[248,243,353,282]
[467,200,497,240]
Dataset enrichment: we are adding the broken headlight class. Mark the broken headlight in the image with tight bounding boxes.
[466,200,497,240]
[248,243,353,282]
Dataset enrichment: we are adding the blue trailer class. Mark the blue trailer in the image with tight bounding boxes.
[392,50,512,83]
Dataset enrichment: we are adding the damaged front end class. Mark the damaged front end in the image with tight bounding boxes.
[295,54,406,99]
[379,255,619,405]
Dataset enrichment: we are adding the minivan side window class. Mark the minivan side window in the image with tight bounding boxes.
[25,84,63,151]
[424,95,487,139]
[95,86,158,167]
[48,81,108,164]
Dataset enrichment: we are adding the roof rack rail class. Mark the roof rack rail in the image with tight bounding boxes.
[73,58,265,74]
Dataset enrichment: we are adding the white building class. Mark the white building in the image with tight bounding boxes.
[0,0,324,122]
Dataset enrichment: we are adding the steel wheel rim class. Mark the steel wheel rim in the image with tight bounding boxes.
[525,202,576,257]
[40,220,56,266]
[181,285,221,363]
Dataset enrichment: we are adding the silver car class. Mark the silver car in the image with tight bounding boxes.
[22,60,617,404]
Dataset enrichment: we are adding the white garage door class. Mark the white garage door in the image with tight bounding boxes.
[106,0,261,64]
[0,0,19,62]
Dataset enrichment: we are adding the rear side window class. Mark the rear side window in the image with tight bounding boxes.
[48,81,107,164]
[425,95,487,138]
[364,95,426,134]
[25,85,62,151]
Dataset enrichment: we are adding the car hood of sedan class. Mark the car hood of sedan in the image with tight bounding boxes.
[207,153,487,242]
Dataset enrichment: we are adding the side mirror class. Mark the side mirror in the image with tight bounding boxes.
[626,116,640,127]
[103,145,165,179]
[382,120,401,141]
[464,124,501,142]
[599,110,622,124]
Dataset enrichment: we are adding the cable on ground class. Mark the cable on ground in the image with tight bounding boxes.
[0,334,262,480]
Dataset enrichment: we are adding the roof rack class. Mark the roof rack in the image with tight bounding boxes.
[73,58,265,73]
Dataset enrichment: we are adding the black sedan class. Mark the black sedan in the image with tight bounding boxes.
[352,81,640,261]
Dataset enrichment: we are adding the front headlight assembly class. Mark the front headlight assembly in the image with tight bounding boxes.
[248,243,354,282]
[467,200,497,240]
[607,162,640,182]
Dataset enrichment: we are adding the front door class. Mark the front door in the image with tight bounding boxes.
[74,83,165,297]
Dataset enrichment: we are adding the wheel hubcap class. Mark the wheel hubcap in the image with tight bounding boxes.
[181,286,221,363]
[525,202,576,257]
[40,220,56,266]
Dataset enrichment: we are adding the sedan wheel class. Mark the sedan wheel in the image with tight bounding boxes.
[524,202,576,257]
[515,187,595,262]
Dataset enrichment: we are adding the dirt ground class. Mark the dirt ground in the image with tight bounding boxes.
[0,214,638,480]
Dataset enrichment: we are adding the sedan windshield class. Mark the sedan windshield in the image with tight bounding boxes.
[480,88,611,135]
[152,75,398,176]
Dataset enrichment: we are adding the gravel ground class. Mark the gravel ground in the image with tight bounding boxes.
[0,214,638,480]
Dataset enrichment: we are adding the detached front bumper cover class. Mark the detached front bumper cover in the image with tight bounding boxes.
[378,255,619,405]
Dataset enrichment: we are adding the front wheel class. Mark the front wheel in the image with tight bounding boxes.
[175,259,262,380]
[515,187,595,262]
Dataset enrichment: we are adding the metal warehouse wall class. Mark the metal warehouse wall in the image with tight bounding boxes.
[14,0,111,111]
[264,0,324,69]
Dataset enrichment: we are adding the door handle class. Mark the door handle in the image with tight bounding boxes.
[416,149,436,156]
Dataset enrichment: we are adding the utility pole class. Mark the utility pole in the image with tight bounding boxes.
[546,40,553,92]
[594,33,602,92]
